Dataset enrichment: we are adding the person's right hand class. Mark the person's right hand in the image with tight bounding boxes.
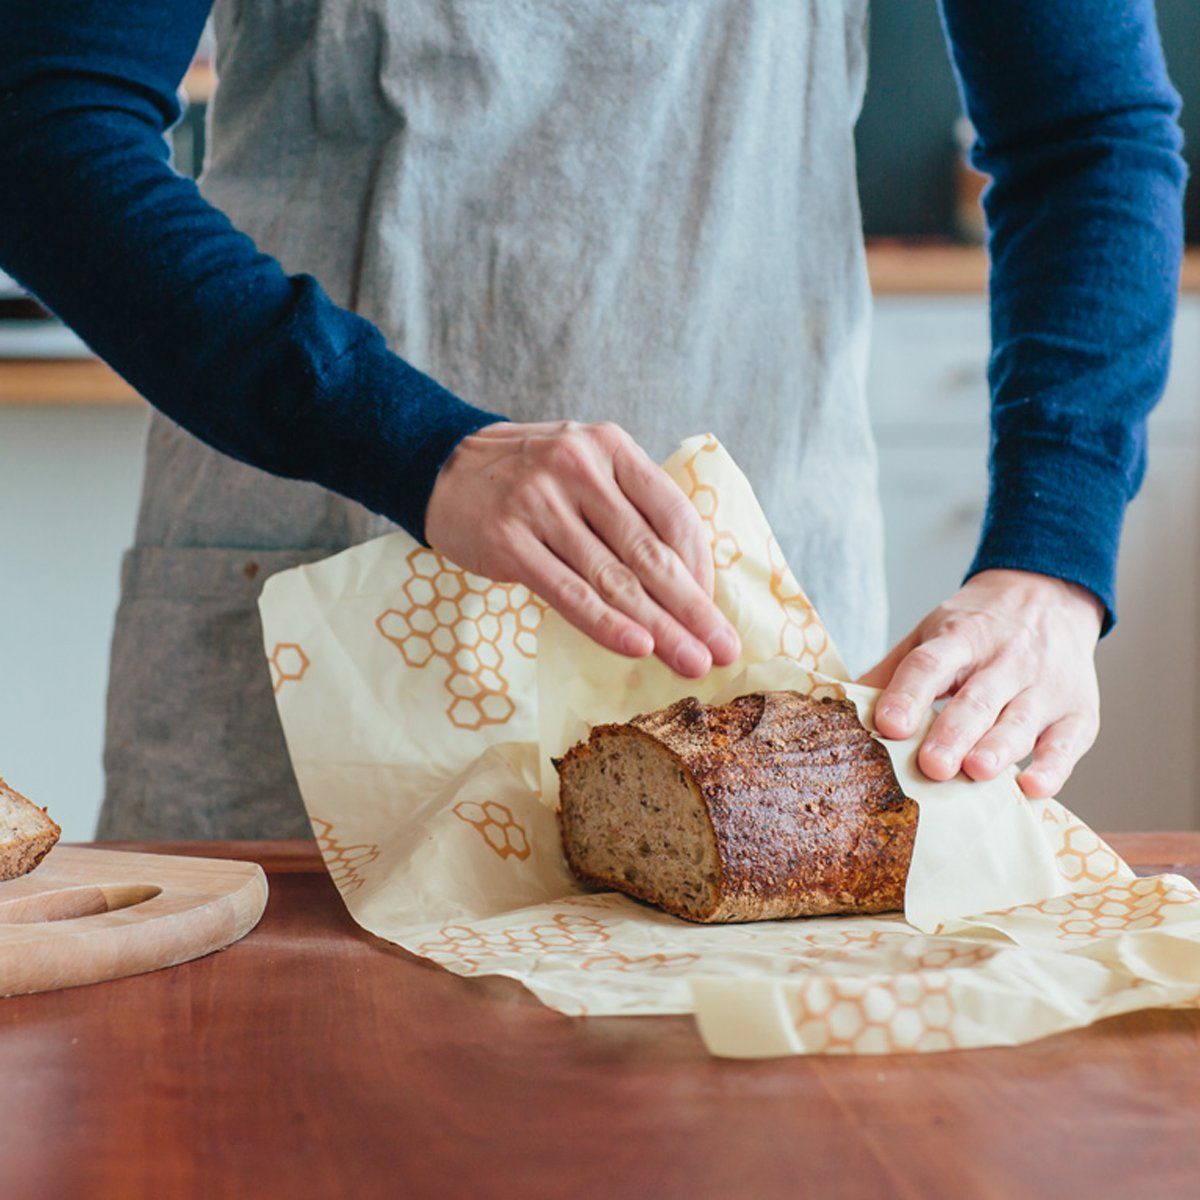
[424,419,741,678]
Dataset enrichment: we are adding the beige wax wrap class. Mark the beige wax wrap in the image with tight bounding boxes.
[259,434,1200,1056]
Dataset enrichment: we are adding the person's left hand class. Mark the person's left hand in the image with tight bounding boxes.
[858,568,1104,798]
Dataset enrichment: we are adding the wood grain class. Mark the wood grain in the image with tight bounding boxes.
[0,836,1195,1199]
[866,241,1200,295]
[0,846,266,997]
[0,359,141,407]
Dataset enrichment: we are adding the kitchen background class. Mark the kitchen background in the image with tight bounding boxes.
[2,5,1197,838]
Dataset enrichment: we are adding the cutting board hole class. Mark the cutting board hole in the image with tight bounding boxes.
[0,884,162,924]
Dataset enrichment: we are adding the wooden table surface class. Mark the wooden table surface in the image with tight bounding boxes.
[3,835,1198,1200]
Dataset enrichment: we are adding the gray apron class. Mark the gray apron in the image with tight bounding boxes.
[99,0,886,840]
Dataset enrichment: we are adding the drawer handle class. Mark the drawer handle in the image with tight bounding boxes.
[946,501,985,530]
[941,364,984,392]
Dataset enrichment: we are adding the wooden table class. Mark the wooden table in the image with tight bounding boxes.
[2,835,1198,1200]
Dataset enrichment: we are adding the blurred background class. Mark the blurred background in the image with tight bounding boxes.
[1,5,1197,838]
[856,1,1199,241]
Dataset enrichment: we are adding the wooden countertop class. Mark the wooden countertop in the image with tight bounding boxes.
[3,245,1198,409]
[0,358,141,407]
[2,834,1198,1199]
[866,242,1200,295]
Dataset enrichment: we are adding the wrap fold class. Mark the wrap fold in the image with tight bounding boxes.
[260,434,1200,1055]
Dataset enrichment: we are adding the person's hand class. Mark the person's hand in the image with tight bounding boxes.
[858,568,1104,798]
[424,419,741,678]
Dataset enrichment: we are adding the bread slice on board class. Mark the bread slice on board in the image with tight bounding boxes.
[553,690,916,923]
[0,777,62,882]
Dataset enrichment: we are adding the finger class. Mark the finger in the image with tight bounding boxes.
[579,482,741,667]
[509,529,655,660]
[611,436,715,599]
[1017,714,1098,799]
[873,633,975,741]
[917,665,1019,781]
[857,629,919,690]
[535,497,717,679]
[960,690,1045,781]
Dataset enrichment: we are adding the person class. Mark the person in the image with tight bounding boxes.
[0,2,1185,839]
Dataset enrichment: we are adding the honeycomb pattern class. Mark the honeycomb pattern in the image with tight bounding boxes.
[310,816,380,895]
[1054,822,1124,886]
[452,800,530,861]
[787,970,959,1054]
[416,913,610,975]
[787,930,996,976]
[905,940,996,972]
[1040,801,1066,826]
[789,927,896,963]
[269,642,310,694]
[679,434,742,571]
[581,952,700,973]
[376,546,546,729]
[766,532,831,668]
[1013,877,1196,941]
[802,927,896,950]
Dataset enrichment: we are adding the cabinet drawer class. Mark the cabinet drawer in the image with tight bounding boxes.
[867,297,990,432]
[868,296,1200,436]
[1160,298,1200,430]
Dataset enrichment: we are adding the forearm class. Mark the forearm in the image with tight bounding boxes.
[940,0,1187,631]
[0,2,505,545]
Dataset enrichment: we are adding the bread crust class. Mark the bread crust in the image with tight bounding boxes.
[554,691,916,923]
[0,776,62,883]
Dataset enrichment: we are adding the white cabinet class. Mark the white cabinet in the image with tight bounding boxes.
[868,296,1200,830]
[0,407,148,839]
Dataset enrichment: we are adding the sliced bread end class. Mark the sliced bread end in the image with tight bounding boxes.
[0,777,62,882]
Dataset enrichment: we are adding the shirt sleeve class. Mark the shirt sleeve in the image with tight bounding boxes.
[938,0,1187,633]
[0,0,509,547]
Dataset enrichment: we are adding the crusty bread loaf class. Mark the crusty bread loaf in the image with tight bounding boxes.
[553,690,916,923]
[0,776,61,882]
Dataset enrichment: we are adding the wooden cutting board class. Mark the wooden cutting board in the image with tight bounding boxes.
[0,845,268,997]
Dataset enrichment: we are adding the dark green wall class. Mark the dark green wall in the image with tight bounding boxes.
[855,1,1198,241]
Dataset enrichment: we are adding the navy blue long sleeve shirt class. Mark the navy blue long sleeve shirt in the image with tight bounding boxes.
[0,1,1187,633]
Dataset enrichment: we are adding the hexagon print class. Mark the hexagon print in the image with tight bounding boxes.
[377,545,546,729]
[1020,877,1197,941]
[269,642,310,694]
[679,434,742,571]
[452,800,531,861]
[790,971,961,1054]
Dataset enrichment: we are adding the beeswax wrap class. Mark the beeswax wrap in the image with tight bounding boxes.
[260,434,1200,1056]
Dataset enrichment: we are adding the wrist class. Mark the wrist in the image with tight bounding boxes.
[968,568,1105,640]
[969,435,1128,637]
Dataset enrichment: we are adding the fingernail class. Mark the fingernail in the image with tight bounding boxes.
[972,749,997,770]
[877,700,908,725]
[706,627,739,662]
[676,644,710,676]
[925,745,954,773]
[622,629,651,656]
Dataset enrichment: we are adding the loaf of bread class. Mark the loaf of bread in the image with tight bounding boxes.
[553,690,916,923]
[0,776,61,882]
